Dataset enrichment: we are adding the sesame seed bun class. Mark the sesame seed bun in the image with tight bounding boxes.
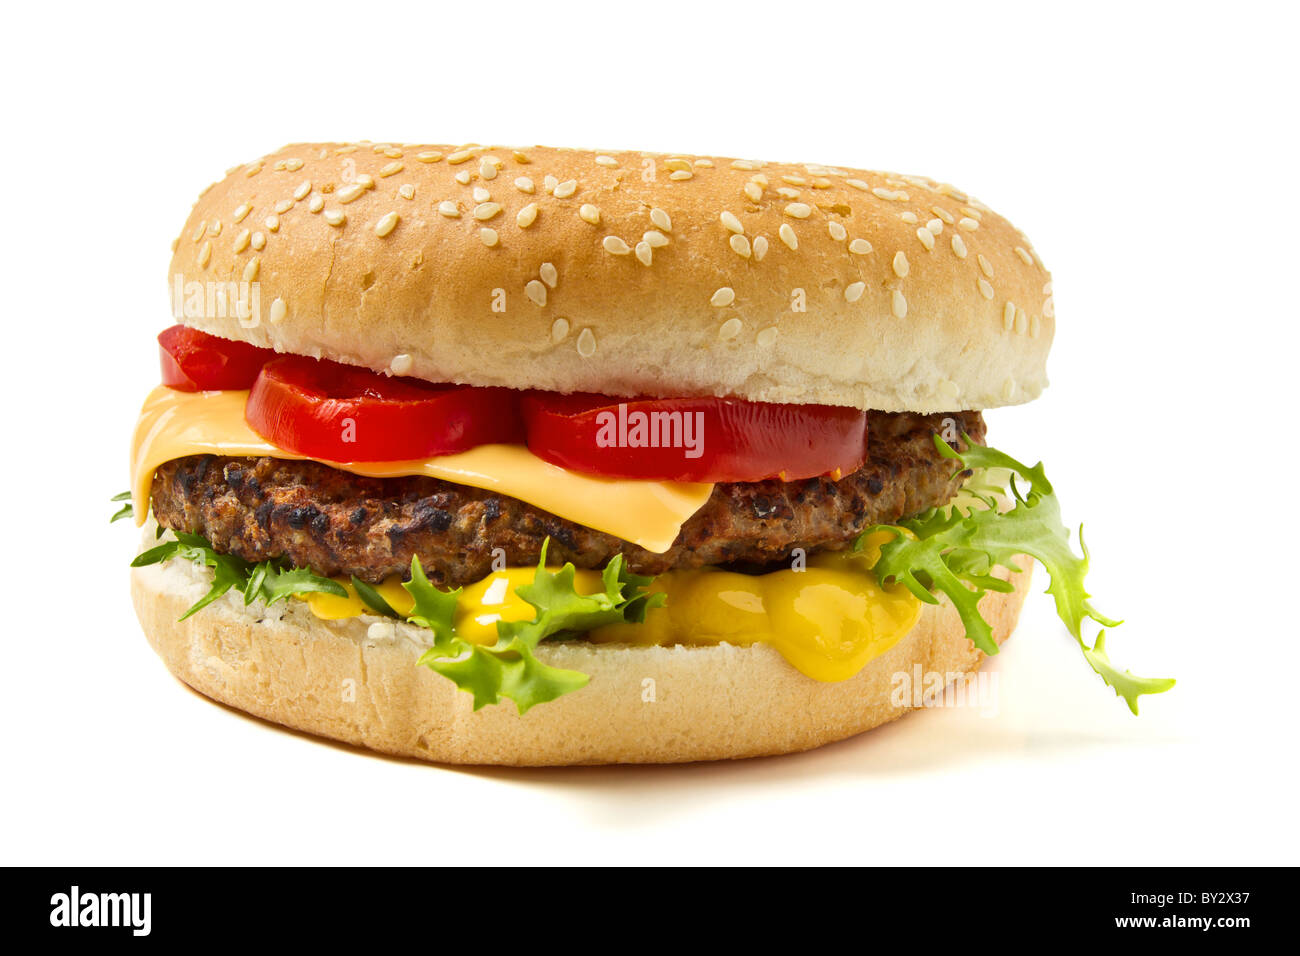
[170,142,1053,413]
[130,542,1032,766]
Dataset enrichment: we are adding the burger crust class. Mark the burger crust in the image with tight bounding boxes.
[171,142,1052,413]
[131,550,1032,766]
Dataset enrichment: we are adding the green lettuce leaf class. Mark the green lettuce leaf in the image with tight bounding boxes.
[861,436,1174,714]
[110,490,134,524]
[130,530,346,620]
[411,542,664,713]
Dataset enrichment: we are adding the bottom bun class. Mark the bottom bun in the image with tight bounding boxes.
[131,553,1032,766]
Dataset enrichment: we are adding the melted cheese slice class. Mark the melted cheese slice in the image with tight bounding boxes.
[131,386,713,553]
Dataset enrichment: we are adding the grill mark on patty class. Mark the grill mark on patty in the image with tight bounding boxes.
[149,410,984,587]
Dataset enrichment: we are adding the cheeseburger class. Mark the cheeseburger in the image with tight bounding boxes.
[120,142,1172,765]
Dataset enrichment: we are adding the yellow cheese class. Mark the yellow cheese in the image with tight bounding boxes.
[298,534,920,683]
[131,386,713,553]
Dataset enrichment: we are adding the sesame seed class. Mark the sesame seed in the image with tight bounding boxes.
[938,379,959,400]
[978,254,994,279]
[514,177,535,194]
[812,177,832,189]
[781,175,807,186]
[718,317,743,340]
[844,282,865,303]
[579,204,601,225]
[438,201,460,218]
[416,151,443,163]
[191,221,206,242]
[720,211,744,234]
[711,287,736,307]
[357,174,375,190]
[926,218,943,235]
[664,158,691,172]
[873,187,908,201]
[951,235,967,258]
[784,202,812,219]
[779,223,798,250]
[371,211,399,237]
[1015,246,1034,265]
[1043,281,1053,294]
[251,231,266,250]
[447,149,475,165]
[551,318,570,343]
[650,208,672,232]
[379,161,404,178]
[669,170,693,181]
[1015,307,1028,334]
[473,202,502,221]
[744,182,763,202]
[730,160,757,170]
[1030,314,1041,337]
[1003,303,1017,330]
[752,235,769,261]
[543,175,558,193]
[1001,377,1016,401]
[244,164,262,178]
[961,206,983,221]
[635,241,653,266]
[643,230,669,248]
[198,241,211,268]
[915,227,935,251]
[776,187,801,199]
[595,155,618,167]
[525,280,547,307]
[454,170,472,185]
[335,184,363,204]
[233,229,251,253]
[900,211,919,224]
[243,258,259,282]
[516,203,538,228]
[756,326,778,347]
[540,262,558,288]
[1043,297,1055,319]
[233,203,251,223]
[269,297,287,324]
[848,238,872,255]
[958,217,979,231]
[892,289,907,318]
[208,220,222,236]
[309,196,325,213]
[398,184,415,200]
[828,221,847,241]
[513,150,531,164]
[479,160,497,181]
[324,209,346,227]
[553,179,577,199]
[930,206,954,225]
[294,181,312,201]
[750,173,769,186]
[695,158,714,168]
[845,179,870,191]
[472,187,491,202]
[479,227,498,247]
[274,199,294,214]
[390,353,414,375]
[603,236,631,255]
[730,234,751,257]
[891,251,910,277]
[978,278,994,299]
[576,328,597,356]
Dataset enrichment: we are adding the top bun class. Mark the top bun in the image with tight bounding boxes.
[169,142,1053,412]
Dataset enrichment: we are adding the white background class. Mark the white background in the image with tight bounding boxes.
[2,1,1296,865]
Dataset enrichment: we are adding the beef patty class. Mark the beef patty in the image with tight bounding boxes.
[149,410,984,586]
